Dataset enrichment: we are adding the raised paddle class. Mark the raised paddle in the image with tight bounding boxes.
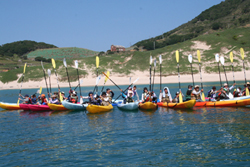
[152,58,157,92]
[230,52,235,84]
[240,48,247,84]
[17,63,27,105]
[220,56,229,86]
[51,58,62,102]
[101,71,110,92]
[92,75,101,94]
[47,69,52,95]
[102,72,122,90]
[95,56,100,93]
[41,61,50,98]
[113,77,139,102]
[197,50,205,101]
[215,54,222,87]
[176,50,183,103]
[149,55,152,91]
[63,58,71,89]
[75,60,82,97]
[74,79,83,91]
[159,55,162,91]
[188,54,195,87]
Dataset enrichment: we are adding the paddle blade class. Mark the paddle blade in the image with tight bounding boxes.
[129,77,131,84]
[240,48,244,60]
[230,52,233,63]
[23,63,27,74]
[80,79,83,85]
[41,61,44,69]
[17,99,19,105]
[133,77,139,84]
[104,71,110,83]
[63,58,67,67]
[154,58,157,67]
[75,60,78,69]
[80,97,83,104]
[179,91,183,103]
[215,54,219,62]
[188,54,192,63]
[59,92,63,102]
[159,55,162,64]
[201,92,205,101]
[197,50,201,62]
[39,87,42,94]
[246,88,249,96]
[36,89,40,94]
[47,69,51,77]
[102,72,110,80]
[96,75,101,85]
[96,56,99,68]
[175,50,179,63]
[51,58,56,69]
[220,56,225,65]
[150,56,152,65]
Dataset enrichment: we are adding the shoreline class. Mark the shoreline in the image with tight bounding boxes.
[0,70,249,90]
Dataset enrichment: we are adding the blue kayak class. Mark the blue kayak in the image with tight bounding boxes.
[117,101,139,111]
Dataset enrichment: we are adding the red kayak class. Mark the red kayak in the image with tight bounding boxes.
[28,105,51,111]
[19,104,31,111]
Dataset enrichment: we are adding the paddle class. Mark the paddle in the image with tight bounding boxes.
[18,63,27,105]
[188,54,195,87]
[75,60,82,97]
[149,55,152,91]
[51,58,60,90]
[41,61,50,98]
[215,54,222,87]
[74,79,83,91]
[113,77,140,102]
[152,58,157,92]
[101,71,110,92]
[92,75,101,94]
[95,56,100,93]
[47,69,52,95]
[102,72,122,90]
[159,55,162,91]
[230,52,235,84]
[63,58,71,89]
[197,50,205,101]
[129,77,131,85]
[220,56,229,86]
[240,48,247,84]
[175,50,183,103]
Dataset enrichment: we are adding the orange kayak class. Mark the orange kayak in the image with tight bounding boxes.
[157,100,196,109]
[195,98,250,107]
[139,102,158,110]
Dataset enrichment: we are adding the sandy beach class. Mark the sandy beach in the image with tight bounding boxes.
[0,70,249,90]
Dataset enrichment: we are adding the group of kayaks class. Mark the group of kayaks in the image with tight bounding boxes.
[1,95,250,113]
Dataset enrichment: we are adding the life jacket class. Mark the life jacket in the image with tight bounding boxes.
[41,98,47,103]
[70,96,78,103]
[101,97,110,106]
[186,90,192,100]
[126,96,134,103]
[26,98,32,104]
[207,90,212,97]
[191,92,201,100]
[142,93,148,101]
[145,95,152,102]
[161,95,170,103]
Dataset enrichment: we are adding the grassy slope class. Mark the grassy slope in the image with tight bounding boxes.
[0,27,249,84]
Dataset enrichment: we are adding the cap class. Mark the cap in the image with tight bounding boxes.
[224,83,228,86]
[188,85,193,88]
[61,91,65,94]
[54,91,58,94]
[195,85,199,88]
[106,88,110,91]
[25,94,29,97]
[41,94,45,97]
[212,86,216,89]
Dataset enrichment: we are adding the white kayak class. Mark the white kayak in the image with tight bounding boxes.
[221,95,250,101]
[117,101,139,111]
[62,101,88,110]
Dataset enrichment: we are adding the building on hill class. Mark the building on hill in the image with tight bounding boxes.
[111,45,125,52]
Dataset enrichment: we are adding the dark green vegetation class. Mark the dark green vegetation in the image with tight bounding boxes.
[134,0,250,50]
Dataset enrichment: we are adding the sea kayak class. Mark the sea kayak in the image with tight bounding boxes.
[157,100,196,109]
[0,102,21,110]
[28,105,51,111]
[48,103,68,111]
[195,98,250,107]
[86,104,113,113]
[117,101,139,111]
[19,104,31,111]
[62,101,88,110]
[138,102,158,110]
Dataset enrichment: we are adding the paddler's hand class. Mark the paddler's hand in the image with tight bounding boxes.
[160,90,162,93]
[233,83,236,86]
[201,89,203,92]
[120,89,123,92]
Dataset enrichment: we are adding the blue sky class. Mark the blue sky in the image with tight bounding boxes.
[0,0,223,52]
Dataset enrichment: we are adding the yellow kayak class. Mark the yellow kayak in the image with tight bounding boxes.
[139,102,158,110]
[0,102,21,110]
[48,103,68,111]
[157,100,196,109]
[86,104,113,113]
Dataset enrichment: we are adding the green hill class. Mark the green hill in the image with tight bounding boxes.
[27,47,98,60]
[134,0,250,50]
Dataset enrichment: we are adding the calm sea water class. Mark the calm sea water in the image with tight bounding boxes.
[1,81,250,166]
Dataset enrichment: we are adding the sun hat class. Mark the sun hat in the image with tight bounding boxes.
[195,85,199,88]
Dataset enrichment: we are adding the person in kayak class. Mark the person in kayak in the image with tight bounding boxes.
[49,95,60,104]
[70,91,78,103]
[242,82,250,96]
[19,94,32,104]
[100,92,110,106]
[106,88,114,102]
[191,85,204,101]
[37,94,48,105]
[219,83,236,99]
[207,86,222,100]
[185,85,192,101]
[31,94,37,104]
[141,87,149,102]
[120,89,134,104]
[159,87,172,103]
[61,91,67,100]
[233,87,242,97]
